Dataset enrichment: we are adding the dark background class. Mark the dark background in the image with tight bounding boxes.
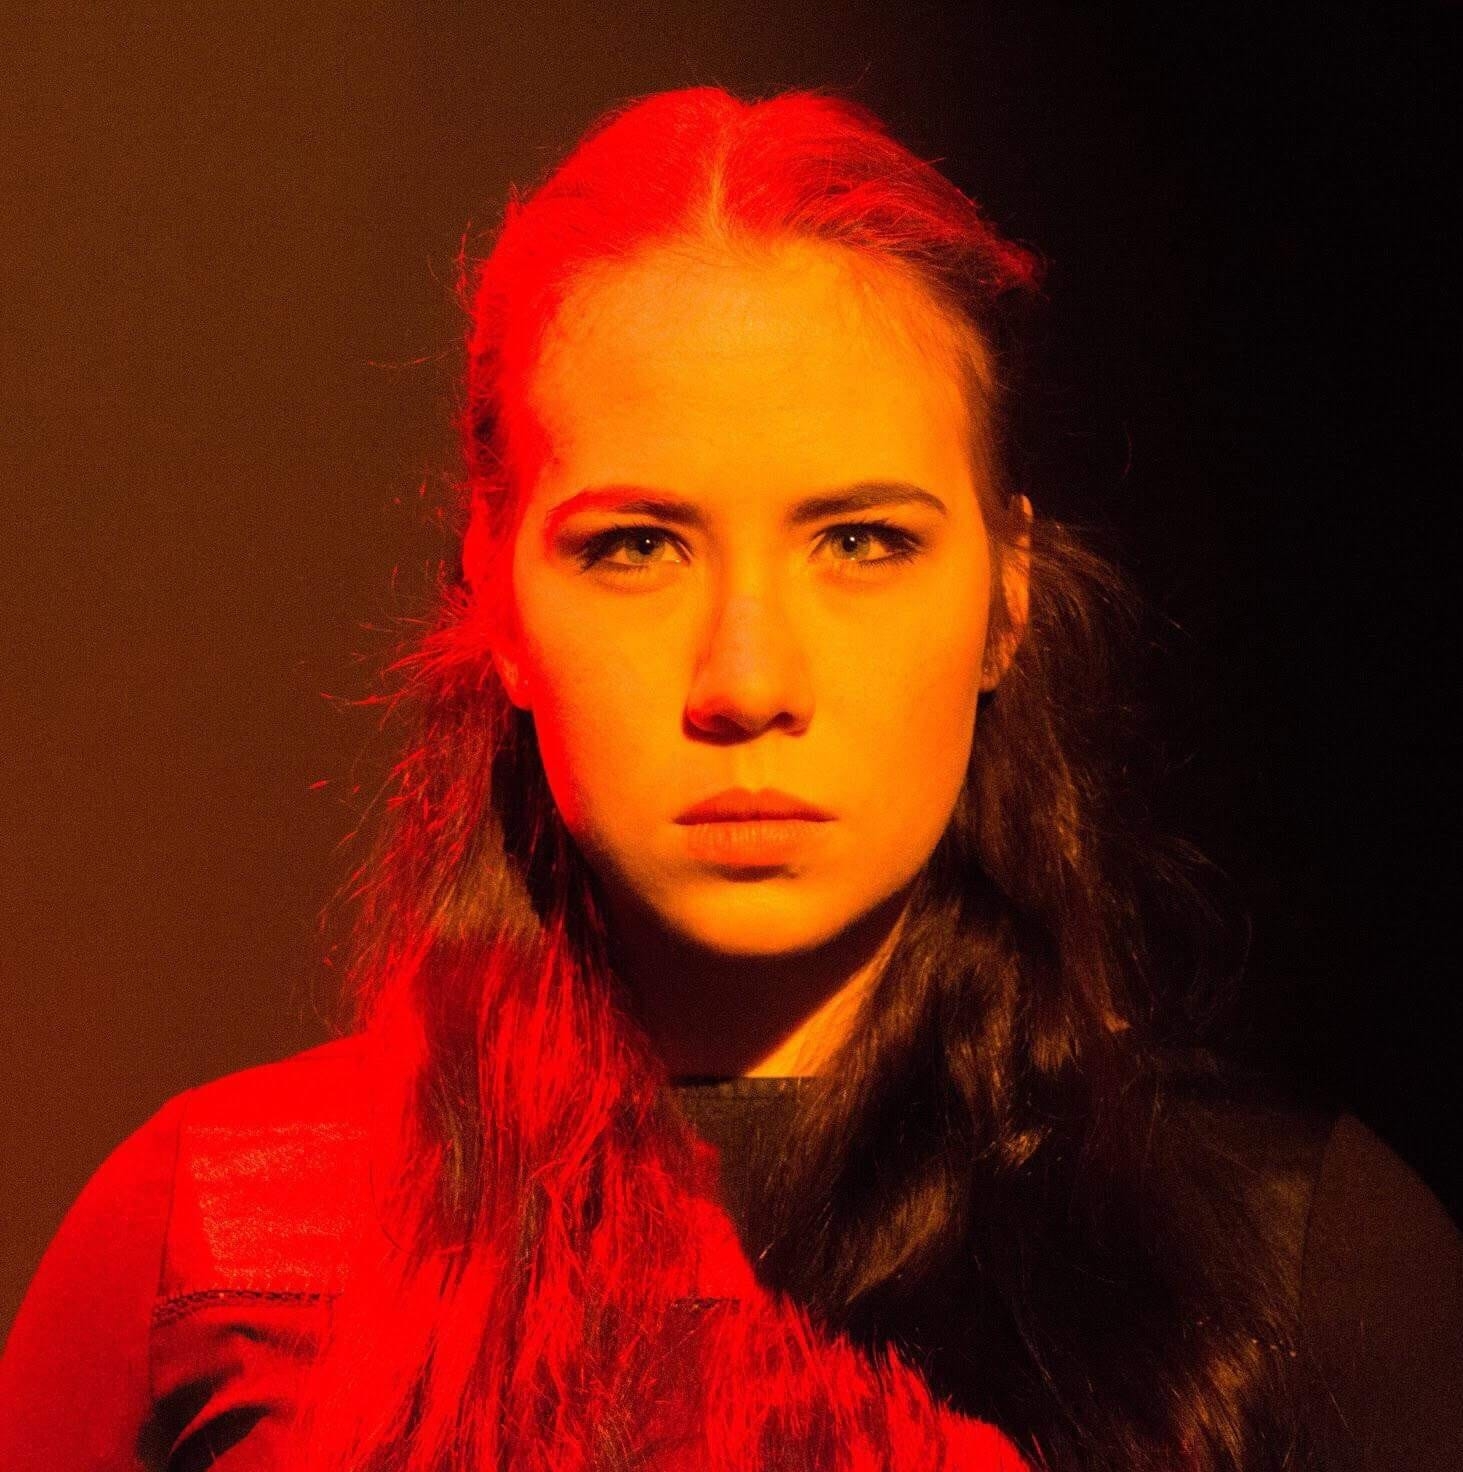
[2,3,1457,1338]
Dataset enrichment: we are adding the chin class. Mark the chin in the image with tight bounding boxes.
[661,887,856,958]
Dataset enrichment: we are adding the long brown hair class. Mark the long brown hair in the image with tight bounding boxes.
[294,87,1306,1471]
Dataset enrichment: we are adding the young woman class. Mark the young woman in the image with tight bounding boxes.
[2,87,1459,1472]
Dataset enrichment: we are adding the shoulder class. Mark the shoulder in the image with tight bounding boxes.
[161,1033,377,1296]
[16,1033,380,1315]
[1153,1046,1459,1254]
[1307,1111,1461,1257]
[173,1031,371,1134]
[11,1033,377,1313]
[2,1076,189,1395]
[1154,1047,1459,1265]
[0,1035,376,1458]
[1300,1112,1463,1469]
[1154,1048,1463,1468]
[1153,1046,1339,1277]
[8,1033,374,1321]
[1302,1110,1463,1329]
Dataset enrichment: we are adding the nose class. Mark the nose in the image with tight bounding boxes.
[684,585,814,740]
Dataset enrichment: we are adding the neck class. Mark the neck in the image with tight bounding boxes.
[607,886,911,1078]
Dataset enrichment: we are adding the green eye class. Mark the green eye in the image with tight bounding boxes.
[576,526,684,572]
[576,520,923,576]
[821,522,922,565]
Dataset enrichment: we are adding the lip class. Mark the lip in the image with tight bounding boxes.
[674,787,835,823]
[680,817,828,868]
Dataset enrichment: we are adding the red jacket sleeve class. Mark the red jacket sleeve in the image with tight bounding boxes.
[0,1090,189,1470]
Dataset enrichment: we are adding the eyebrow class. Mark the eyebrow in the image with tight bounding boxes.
[544,480,949,536]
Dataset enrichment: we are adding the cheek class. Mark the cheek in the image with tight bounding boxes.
[517,607,675,831]
[874,651,984,869]
[881,651,983,804]
[859,579,989,744]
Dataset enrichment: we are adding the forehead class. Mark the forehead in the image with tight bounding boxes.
[516,238,980,512]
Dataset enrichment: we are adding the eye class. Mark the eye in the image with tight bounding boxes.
[574,519,924,577]
[818,520,923,570]
[575,524,687,574]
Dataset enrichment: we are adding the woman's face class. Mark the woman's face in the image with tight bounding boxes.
[492,238,1021,959]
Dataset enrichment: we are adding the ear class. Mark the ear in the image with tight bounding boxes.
[491,648,532,710]
[481,581,533,711]
[489,622,533,711]
[467,514,534,711]
[980,493,1033,692]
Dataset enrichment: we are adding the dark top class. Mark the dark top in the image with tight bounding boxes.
[670,1069,1463,1470]
[0,1037,1459,1469]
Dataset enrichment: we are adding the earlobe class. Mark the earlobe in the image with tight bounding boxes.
[491,648,531,710]
[478,570,532,711]
[485,599,530,709]
[1007,492,1033,635]
[980,493,1034,692]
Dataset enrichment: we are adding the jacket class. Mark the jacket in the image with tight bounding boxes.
[2,1035,1460,1469]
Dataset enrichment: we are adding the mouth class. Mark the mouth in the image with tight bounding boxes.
[678,815,831,867]
[675,787,835,824]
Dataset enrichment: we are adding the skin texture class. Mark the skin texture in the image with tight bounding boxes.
[491,238,1029,1076]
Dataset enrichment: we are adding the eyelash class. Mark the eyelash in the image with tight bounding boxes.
[575,520,924,576]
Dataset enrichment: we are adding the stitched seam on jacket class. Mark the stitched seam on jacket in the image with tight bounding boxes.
[151,1287,336,1328]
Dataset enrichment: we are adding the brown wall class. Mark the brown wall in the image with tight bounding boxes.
[4,2,1455,1340]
